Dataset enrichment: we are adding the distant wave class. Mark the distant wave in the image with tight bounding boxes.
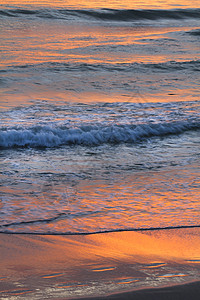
[187,29,200,36]
[1,8,200,22]
[41,60,200,73]
[3,60,200,73]
[0,121,199,149]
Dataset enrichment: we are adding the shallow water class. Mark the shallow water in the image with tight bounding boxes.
[0,229,200,298]
[0,0,200,234]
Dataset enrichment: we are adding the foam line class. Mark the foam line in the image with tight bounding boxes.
[0,224,200,235]
[1,121,199,149]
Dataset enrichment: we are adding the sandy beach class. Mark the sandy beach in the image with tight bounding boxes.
[0,228,200,299]
[84,281,200,299]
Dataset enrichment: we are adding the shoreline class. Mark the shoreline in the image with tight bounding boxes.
[0,228,200,299]
[0,223,200,235]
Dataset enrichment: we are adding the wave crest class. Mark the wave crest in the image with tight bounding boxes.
[1,8,200,22]
[0,121,199,149]
[3,60,200,74]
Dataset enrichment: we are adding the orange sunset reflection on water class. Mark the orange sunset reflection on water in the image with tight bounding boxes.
[1,227,200,297]
[11,228,200,267]
[51,168,199,233]
[2,164,198,234]
[1,0,199,106]
[1,0,200,9]
[0,1,200,296]
[1,21,199,105]
[1,24,198,67]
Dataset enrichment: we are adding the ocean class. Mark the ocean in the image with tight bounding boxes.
[0,0,200,235]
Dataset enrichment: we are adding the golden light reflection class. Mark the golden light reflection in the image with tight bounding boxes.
[1,0,200,9]
[1,88,198,110]
[0,228,200,277]
[1,166,199,233]
[1,25,198,68]
[0,226,200,297]
[58,167,199,233]
[1,0,199,106]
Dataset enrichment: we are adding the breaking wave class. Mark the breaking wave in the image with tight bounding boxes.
[1,8,200,22]
[0,121,199,149]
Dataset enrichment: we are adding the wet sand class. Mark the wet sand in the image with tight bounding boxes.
[0,228,200,299]
[85,281,200,300]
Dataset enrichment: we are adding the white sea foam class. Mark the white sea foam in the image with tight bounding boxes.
[0,121,199,148]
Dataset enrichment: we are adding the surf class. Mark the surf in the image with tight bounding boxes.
[1,121,199,149]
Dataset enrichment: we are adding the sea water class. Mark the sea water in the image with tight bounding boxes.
[0,0,200,234]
